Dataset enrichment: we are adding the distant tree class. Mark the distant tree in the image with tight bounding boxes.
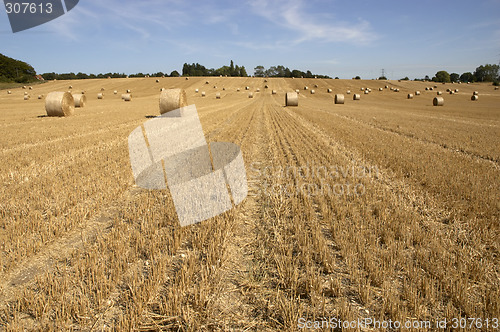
[460,72,474,83]
[354,76,361,80]
[424,75,430,81]
[41,72,56,80]
[306,70,313,78]
[0,53,37,83]
[170,70,180,77]
[291,70,303,78]
[335,77,339,79]
[400,77,409,80]
[239,66,248,77]
[474,64,500,82]
[254,65,265,77]
[433,71,451,83]
[450,73,459,82]
[378,76,387,80]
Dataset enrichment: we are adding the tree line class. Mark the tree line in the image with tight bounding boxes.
[0,53,36,83]
[182,60,248,77]
[253,65,331,78]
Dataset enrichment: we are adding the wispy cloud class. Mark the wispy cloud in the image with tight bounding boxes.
[248,0,377,45]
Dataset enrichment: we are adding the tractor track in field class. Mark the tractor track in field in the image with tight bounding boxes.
[315,107,500,168]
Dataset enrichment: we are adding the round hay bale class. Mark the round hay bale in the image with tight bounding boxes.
[310,89,315,94]
[205,81,210,84]
[304,86,308,90]
[379,87,383,91]
[265,85,269,89]
[334,94,344,104]
[97,93,104,99]
[437,91,442,95]
[201,91,206,97]
[101,88,105,92]
[236,88,240,92]
[38,95,43,100]
[430,87,434,91]
[415,91,421,95]
[248,92,254,98]
[24,95,30,100]
[222,87,226,91]
[454,89,459,92]
[213,85,217,89]
[361,87,365,91]
[126,89,131,93]
[353,94,361,100]
[256,88,260,92]
[272,90,277,94]
[45,92,74,117]
[346,90,351,94]
[81,91,85,94]
[391,87,394,91]
[385,85,389,89]
[264,79,268,83]
[244,86,250,90]
[285,92,298,106]
[471,95,479,101]
[446,88,451,92]
[22,86,26,89]
[449,91,454,95]
[473,91,478,95]
[425,87,429,91]
[327,88,332,93]
[160,88,165,92]
[114,90,118,94]
[216,92,221,99]
[185,77,189,80]
[495,86,499,90]
[72,94,87,107]
[407,93,414,99]
[156,79,160,83]
[123,94,132,102]
[433,97,444,106]
[24,91,28,95]
[295,89,300,94]
[364,90,369,94]
[394,89,400,92]
[7,91,12,94]
[195,88,199,93]
[434,85,437,88]
[159,89,187,114]
[314,84,318,88]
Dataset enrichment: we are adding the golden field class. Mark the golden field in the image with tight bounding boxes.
[0,77,499,331]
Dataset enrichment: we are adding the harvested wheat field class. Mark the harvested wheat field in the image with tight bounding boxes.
[0,77,499,331]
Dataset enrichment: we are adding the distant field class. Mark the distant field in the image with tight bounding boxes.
[0,77,499,330]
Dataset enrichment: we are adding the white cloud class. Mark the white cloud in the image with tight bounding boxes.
[248,0,377,45]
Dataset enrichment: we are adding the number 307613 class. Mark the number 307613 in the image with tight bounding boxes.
[5,2,53,14]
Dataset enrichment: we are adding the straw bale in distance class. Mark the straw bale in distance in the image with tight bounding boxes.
[272,90,277,94]
[415,91,421,95]
[407,93,414,99]
[248,92,253,98]
[433,97,444,106]
[334,94,344,104]
[216,92,221,99]
[159,89,187,114]
[327,88,332,93]
[24,95,30,100]
[73,94,87,107]
[123,94,132,101]
[353,94,361,100]
[201,91,206,97]
[471,95,478,101]
[285,92,298,106]
[97,93,104,99]
[45,92,74,117]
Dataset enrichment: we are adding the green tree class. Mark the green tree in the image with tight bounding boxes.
[254,65,265,77]
[450,73,459,82]
[378,76,387,80]
[170,70,180,77]
[433,71,450,83]
[239,66,248,77]
[474,64,500,82]
[460,72,473,82]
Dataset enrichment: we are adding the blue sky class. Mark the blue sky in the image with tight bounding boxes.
[1,0,499,79]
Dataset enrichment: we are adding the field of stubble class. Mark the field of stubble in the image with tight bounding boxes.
[0,77,499,331]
